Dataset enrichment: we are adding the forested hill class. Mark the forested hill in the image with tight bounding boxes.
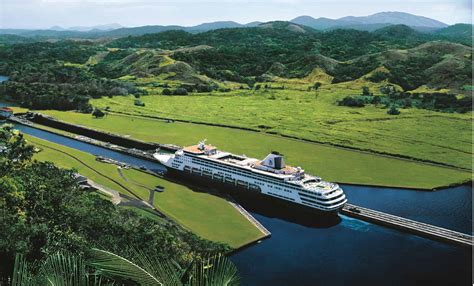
[109,23,471,60]
[106,23,472,90]
[0,22,471,111]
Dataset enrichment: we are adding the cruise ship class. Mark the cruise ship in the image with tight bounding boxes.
[154,141,347,214]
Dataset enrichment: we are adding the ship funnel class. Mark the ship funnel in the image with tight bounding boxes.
[198,139,207,151]
[261,152,285,169]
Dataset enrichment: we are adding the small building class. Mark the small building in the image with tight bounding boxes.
[0,107,13,119]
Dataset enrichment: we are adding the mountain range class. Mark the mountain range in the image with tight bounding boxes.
[49,23,123,32]
[0,12,464,39]
[291,12,448,31]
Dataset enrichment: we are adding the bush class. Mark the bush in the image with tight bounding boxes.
[173,88,188,96]
[338,96,366,107]
[387,106,400,115]
[362,86,372,96]
[195,84,214,93]
[218,87,231,92]
[162,88,172,95]
[92,108,105,118]
[380,85,397,96]
[134,99,145,106]
[367,71,389,82]
[110,87,129,96]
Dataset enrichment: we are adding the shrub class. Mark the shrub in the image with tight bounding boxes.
[362,86,372,96]
[313,82,322,90]
[110,87,129,96]
[162,88,172,95]
[173,88,188,96]
[134,99,145,106]
[92,108,105,118]
[367,70,389,82]
[218,87,231,92]
[387,106,400,115]
[338,96,366,107]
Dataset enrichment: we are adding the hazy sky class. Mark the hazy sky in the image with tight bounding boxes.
[0,0,471,29]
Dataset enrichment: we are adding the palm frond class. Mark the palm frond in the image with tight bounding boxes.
[87,248,164,286]
[11,254,34,286]
[37,252,88,286]
[187,254,240,286]
[128,248,182,286]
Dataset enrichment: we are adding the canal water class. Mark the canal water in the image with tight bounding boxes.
[10,124,473,286]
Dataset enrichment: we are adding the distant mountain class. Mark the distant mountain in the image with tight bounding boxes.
[258,21,313,33]
[0,12,462,40]
[186,21,244,33]
[290,16,339,30]
[244,21,263,27]
[291,12,448,31]
[104,25,183,37]
[67,23,123,32]
[49,25,65,31]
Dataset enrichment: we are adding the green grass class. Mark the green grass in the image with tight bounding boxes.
[87,80,472,170]
[38,110,471,189]
[25,134,264,248]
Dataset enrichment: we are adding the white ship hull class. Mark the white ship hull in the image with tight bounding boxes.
[154,152,347,214]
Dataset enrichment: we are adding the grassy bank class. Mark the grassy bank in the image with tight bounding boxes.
[37,111,471,190]
[88,81,472,170]
[25,134,265,248]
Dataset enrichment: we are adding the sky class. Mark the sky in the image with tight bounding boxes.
[0,0,471,29]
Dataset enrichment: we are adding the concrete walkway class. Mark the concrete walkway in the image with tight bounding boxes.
[227,198,271,238]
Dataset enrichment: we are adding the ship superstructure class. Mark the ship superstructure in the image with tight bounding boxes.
[154,141,347,213]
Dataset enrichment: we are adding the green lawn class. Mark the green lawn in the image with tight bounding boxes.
[38,111,471,190]
[25,134,264,248]
[86,80,472,170]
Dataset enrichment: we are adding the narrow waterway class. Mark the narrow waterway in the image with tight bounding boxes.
[10,123,473,286]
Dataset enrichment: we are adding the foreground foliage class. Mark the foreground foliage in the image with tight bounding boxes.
[0,125,229,281]
[12,249,239,285]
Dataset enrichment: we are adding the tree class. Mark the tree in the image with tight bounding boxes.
[313,82,322,91]
[91,108,105,118]
[0,124,34,169]
[338,96,365,107]
[362,86,371,96]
